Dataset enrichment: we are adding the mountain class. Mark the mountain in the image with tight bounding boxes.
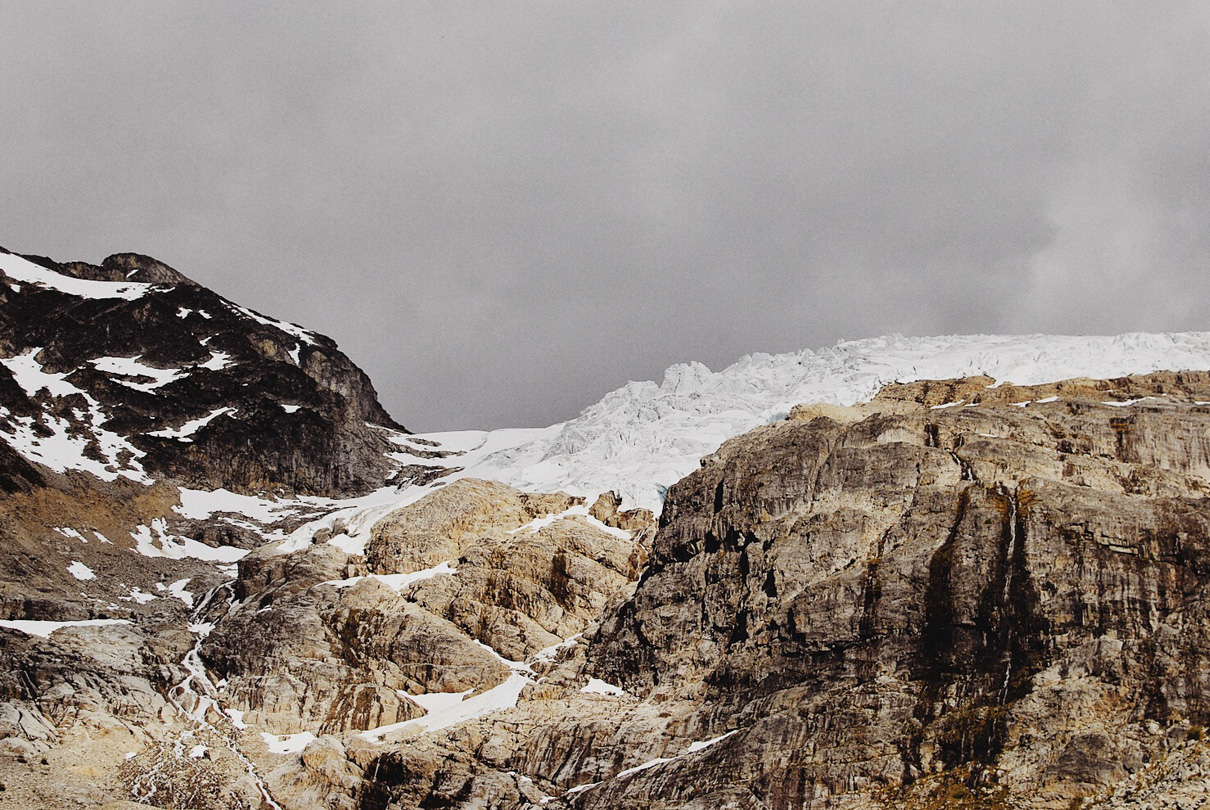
[0,247,403,496]
[2,245,1210,809]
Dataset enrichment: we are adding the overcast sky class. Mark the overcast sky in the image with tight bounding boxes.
[3,2,1209,430]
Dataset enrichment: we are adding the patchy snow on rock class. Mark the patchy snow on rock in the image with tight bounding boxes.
[0,349,150,482]
[228,303,317,346]
[322,561,457,592]
[131,519,248,563]
[580,678,626,697]
[0,618,131,638]
[361,672,531,741]
[67,561,96,581]
[90,355,186,391]
[260,731,315,755]
[148,407,235,441]
[0,251,151,300]
[189,744,208,758]
[0,409,148,483]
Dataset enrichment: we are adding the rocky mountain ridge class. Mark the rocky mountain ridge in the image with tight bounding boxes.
[2,246,1210,808]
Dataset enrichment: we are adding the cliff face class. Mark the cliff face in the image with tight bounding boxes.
[573,373,1210,808]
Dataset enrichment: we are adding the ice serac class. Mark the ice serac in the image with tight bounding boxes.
[0,245,403,496]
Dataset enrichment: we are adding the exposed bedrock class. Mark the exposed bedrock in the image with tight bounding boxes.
[574,381,1210,808]
[203,478,650,738]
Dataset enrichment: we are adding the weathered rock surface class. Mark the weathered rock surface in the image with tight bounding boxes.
[568,373,1210,808]
[201,478,650,743]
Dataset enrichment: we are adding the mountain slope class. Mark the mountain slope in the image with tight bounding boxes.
[4,241,1210,809]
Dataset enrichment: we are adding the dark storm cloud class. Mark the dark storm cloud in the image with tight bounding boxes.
[3,2,1210,429]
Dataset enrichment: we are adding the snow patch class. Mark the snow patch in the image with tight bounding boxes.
[580,678,626,697]
[0,252,152,300]
[148,408,234,440]
[360,672,531,741]
[67,561,96,581]
[260,731,315,755]
[90,355,185,391]
[0,618,130,638]
[199,351,232,371]
[322,561,456,592]
[126,587,157,604]
[165,578,194,606]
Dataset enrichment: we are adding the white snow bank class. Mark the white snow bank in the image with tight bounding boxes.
[463,332,1210,511]
[0,252,152,300]
[148,408,234,440]
[0,618,130,638]
[360,672,531,741]
[260,731,315,755]
[175,488,291,522]
[67,561,96,581]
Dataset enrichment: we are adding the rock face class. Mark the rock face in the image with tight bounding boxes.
[572,373,1210,808]
[201,478,649,743]
[0,246,403,496]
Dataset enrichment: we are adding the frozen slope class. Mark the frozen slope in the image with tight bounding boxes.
[449,332,1210,512]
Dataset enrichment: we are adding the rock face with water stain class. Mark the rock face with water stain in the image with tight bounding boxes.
[566,376,1210,808]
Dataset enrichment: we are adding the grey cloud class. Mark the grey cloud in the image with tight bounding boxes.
[3,2,1210,429]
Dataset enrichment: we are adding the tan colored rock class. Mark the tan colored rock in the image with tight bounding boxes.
[566,390,1210,809]
[365,478,581,575]
[589,491,655,533]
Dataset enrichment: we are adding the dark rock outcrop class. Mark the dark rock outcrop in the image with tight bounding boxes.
[0,245,403,496]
